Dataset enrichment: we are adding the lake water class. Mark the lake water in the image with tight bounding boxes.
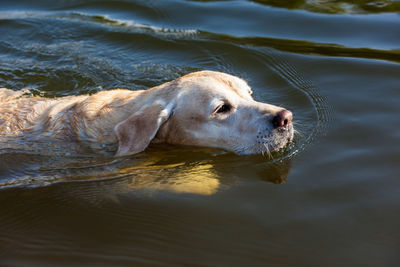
[0,0,399,266]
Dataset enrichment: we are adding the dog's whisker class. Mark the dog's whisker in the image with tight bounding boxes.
[261,142,272,160]
[293,128,304,138]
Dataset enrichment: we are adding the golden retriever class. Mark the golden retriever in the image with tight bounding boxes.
[0,71,293,156]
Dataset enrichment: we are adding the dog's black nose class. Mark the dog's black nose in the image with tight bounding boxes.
[272,109,293,129]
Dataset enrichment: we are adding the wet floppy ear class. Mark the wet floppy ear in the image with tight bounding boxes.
[114,101,174,157]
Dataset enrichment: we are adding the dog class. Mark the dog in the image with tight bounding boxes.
[0,71,293,156]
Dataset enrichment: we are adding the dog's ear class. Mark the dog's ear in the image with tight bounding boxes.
[114,101,173,157]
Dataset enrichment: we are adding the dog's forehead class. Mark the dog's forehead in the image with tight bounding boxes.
[217,75,253,99]
[180,71,253,100]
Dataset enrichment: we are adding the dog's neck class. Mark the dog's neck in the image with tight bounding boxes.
[68,90,148,144]
[63,85,176,152]
[8,82,178,154]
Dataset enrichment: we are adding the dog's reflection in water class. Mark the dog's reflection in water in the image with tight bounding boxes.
[0,145,291,196]
[102,148,292,196]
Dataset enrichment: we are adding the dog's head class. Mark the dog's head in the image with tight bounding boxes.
[114,71,293,156]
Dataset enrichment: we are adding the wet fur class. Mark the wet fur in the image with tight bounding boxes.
[0,71,293,156]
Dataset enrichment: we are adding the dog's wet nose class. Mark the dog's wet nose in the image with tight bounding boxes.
[272,109,293,129]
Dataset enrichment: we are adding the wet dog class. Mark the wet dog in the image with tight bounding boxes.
[0,71,293,156]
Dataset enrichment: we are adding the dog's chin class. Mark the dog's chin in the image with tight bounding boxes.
[240,126,294,155]
[270,127,294,151]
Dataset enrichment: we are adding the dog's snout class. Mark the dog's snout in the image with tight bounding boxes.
[272,109,293,129]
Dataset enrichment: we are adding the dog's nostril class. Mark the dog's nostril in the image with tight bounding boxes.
[272,109,293,129]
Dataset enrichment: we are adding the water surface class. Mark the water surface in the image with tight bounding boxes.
[0,0,399,266]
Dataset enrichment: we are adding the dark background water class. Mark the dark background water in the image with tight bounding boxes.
[0,0,399,266]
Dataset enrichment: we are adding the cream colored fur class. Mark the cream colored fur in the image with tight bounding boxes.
[0,71,293,156]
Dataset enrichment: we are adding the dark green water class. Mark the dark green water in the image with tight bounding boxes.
[0,1,399,266]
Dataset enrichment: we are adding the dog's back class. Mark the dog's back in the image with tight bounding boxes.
[0,88,54,136]
[0,88,30,102]
[0,88,141,142]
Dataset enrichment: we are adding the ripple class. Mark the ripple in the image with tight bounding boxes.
[254,48,332,160]
[0,11,199,37]
[0,180,284,265]
[200,32,400,63]
[2,10,398,63]
[70,12,199,36]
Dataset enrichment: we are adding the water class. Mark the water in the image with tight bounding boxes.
[0,1,399,266]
